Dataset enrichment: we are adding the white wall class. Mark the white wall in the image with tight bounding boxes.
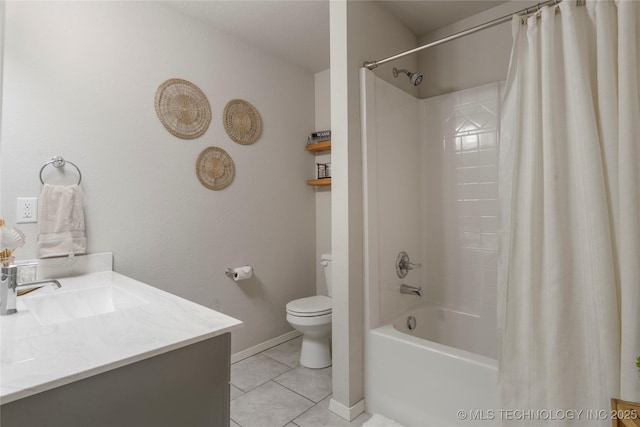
[422,83,501,358]
[314,69,331,295]
[330,0,417,419]
[362,72,422,328]
[418,0,538,98]
[361,79,501,357]
[0,1,316,354]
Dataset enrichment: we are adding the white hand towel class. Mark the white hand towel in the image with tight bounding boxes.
[37,184,87,258]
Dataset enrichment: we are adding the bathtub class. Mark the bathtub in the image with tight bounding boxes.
[366,305,498,427]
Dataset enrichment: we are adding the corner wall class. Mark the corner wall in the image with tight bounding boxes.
[330,0,417,420]
[314,69,331,295]
[1,1,316,354]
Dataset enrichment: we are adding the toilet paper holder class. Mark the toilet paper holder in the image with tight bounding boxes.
[225,265,253,281]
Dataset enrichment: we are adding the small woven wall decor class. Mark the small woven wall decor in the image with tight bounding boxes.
[196,146,235,190]
[155,78,212,139]
[223,99,262,145]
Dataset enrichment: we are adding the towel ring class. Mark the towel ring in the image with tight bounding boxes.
[39,156,82,185]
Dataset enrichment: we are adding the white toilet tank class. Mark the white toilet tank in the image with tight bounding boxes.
[321,254,332,297]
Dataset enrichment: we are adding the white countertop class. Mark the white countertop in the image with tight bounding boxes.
[0,270,242,404]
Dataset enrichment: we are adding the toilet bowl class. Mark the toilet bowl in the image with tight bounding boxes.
[285,254,332,368]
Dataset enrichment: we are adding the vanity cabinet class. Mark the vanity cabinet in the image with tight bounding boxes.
[1,334,231,427]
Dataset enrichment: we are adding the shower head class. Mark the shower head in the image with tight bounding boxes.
[393,67,423,86]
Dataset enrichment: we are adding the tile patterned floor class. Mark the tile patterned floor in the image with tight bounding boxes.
[230,336,372,427]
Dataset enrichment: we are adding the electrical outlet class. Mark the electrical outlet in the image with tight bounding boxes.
[17,197,38,223]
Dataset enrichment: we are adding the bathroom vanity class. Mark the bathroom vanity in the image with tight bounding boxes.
[0,255,242,427]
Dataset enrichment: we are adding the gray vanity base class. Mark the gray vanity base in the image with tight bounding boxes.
[1,334,231,427]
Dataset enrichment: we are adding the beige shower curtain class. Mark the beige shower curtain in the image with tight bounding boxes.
[498,1,640,425]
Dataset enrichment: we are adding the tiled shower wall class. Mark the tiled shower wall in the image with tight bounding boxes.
[421,83,502,336]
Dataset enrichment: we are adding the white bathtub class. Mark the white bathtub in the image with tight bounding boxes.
[366,305,498,427]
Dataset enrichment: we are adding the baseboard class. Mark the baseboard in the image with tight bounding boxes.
[329,397,366,421]
[230,330,302,364]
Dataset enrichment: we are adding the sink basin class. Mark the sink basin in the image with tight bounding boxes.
[20,286,148,325]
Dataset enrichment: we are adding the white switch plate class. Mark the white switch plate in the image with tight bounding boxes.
[17,197,38,223]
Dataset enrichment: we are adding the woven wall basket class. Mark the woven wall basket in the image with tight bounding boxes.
[223,99,262,145]
[196,146,235,190]
[155,79,212,139]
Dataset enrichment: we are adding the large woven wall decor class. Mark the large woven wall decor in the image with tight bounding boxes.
[155,78,212,139]
[223,99,262,145]
[196,146,235,190]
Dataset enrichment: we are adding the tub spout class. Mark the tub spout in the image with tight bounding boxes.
[400,284,423,298]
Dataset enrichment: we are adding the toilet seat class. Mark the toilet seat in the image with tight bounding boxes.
[286,296,332,317]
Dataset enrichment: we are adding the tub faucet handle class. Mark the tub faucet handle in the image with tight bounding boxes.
[396,251,422,278]
[403,260,421,270]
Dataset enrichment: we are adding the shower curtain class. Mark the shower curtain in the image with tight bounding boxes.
[499,1,639,425]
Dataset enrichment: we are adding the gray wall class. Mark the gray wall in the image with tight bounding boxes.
[330,0,418,417]
[0,0,4,136]
[1,1,316,354]
[418,1,538,98]
[314,69,331,296]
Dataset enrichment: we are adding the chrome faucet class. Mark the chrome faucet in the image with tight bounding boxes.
[1,265,62,315]
[400,284,423,298]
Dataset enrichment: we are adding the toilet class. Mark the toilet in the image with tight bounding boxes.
[286,254,332,369]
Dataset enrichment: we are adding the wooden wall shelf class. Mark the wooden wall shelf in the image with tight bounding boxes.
[306,139,331,186]
[307,178,331,186]
[305,140,331,152]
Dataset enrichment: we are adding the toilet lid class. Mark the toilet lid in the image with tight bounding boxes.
[286,296,332,317]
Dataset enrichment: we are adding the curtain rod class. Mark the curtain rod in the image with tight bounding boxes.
[363,0,573,70]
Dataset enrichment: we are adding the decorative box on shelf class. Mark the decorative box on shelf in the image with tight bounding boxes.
[307,130,331,146]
